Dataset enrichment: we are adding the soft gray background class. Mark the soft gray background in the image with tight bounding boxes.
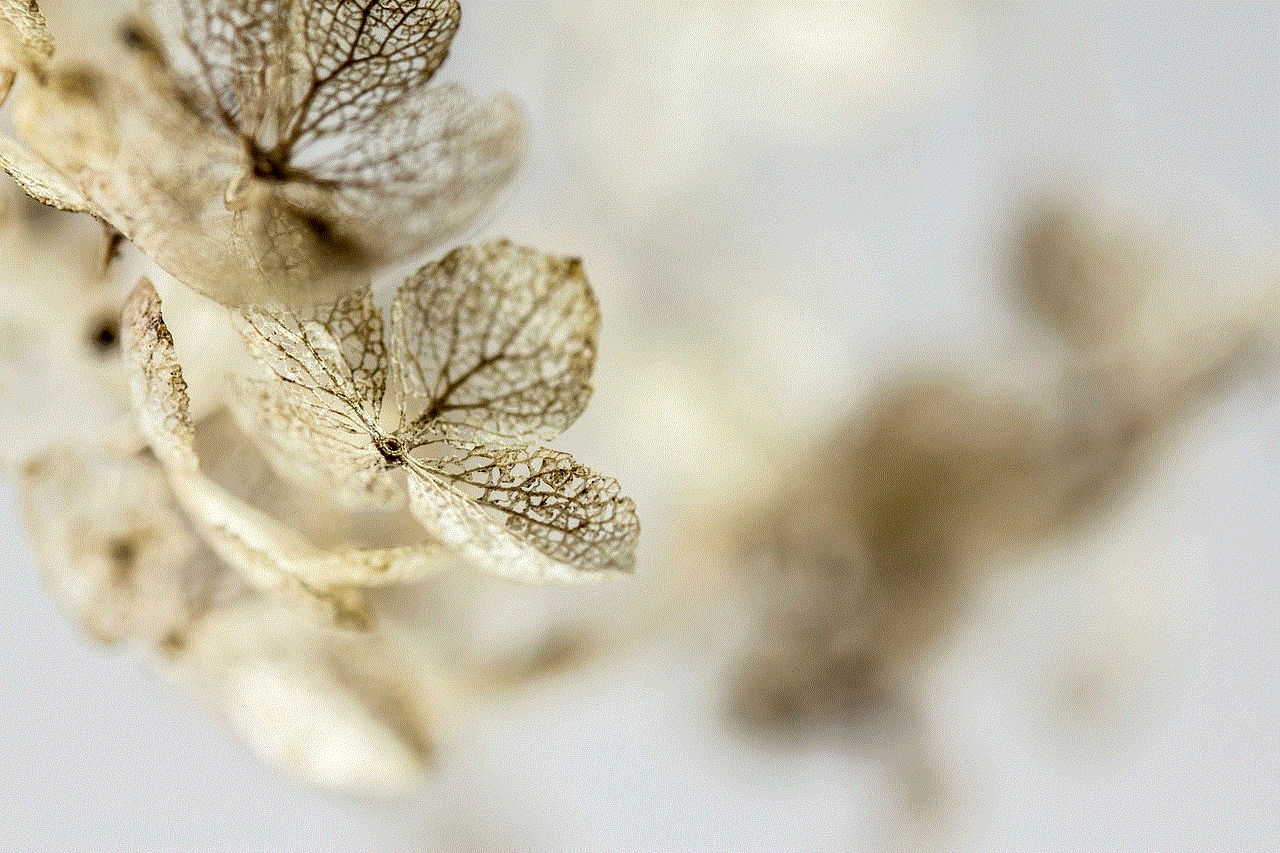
[3,3,1277,850]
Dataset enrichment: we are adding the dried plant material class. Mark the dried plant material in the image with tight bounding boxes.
[171,597,440,793]
[0,131,94,212]
[175,0,520,266]
[729,372,1153,735]
[0,0,54,75]
[122,278,455,616]
[20,445,243,647]
[7,0,631,799]
[0,187,143,469]
[179,0,458,146]
[1014,196,1278,427]
[230,241,638,583]
[0,0,521,306]
[1012,198,1152,348]
[3,56,364,305]
[731,196,1277,738]
[390,243,597,445]
[20,443,438,793]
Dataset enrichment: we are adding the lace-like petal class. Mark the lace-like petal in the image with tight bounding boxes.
[405,446,637,584]
[180,0,459,154]
[393,240,598,445]
[124,280,448,603]
[226,375,401,510]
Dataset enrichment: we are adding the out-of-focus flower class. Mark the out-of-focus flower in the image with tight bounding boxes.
[21,442,443,793]
[1,0,521,305]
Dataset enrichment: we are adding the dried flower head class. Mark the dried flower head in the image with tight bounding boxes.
[124,250,636,597]
[174,0,522,264]
[124,280,475,631]
[21,444,441,793]
[1,0,522,305]
[20,445,239,646]
[228,240,640,583]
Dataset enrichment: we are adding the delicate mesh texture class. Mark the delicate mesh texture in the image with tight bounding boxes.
[230,241,639,581]
[177,0,521,266]
[180,0,460,154]
[123,279,452,609]
[392,241,598,445]
[1,1,521,305]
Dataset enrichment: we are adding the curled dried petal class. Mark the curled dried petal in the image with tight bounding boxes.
[123,279,451,602]
[19,446,237,647]
[174,597,441,792]
[123,278,199,473]
[0,0,54,70]
[0,133,94,213]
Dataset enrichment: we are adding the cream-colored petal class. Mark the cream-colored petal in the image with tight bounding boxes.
[122,279,452,604]
[170,597,443,794]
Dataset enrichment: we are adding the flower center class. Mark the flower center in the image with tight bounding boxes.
[376,435,407,466]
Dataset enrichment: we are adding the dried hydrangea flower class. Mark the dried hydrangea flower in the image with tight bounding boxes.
[176,0,520,260]
[21,443,442,792]
[1,0,521,305]
[0,46,352,304]
[123,278,460,624]
[228,240,639,583]
[0,0,53,95]
[730,198,1278,737]
[20,444,244,647]
[172,596,443,793]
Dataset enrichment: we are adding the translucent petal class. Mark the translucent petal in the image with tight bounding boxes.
[176,0,516,269]
[173,597,441,793]
[392,240,599,446]
[7,59,368,306]
[19,445,240,647]
[294,85,524,262]
[122,278,199,473]
[235,285,386,415]
[180,0,460,154]
[226,376,401,511]
[232,286,405,509]
[123,279,451,602]
[405,445,637,584]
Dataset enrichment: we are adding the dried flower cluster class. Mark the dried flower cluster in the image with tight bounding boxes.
[3,0,636,791]
[729,197,1278,739]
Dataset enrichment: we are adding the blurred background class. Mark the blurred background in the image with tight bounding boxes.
[2,2,1277,850]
